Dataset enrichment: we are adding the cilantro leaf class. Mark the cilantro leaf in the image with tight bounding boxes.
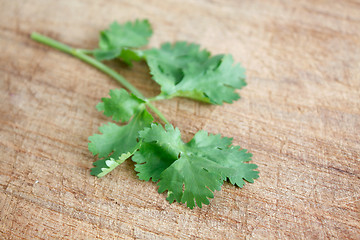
[187,131,259,187]
[133,142,177,182]
[91,150,135,177]
[176,54,246,104]
[145,42,210,85]
[118,49,144,65]
[96,88,145,122]
[144,42,246,104]
[133,124,259,209]
[88,108,153,177]
[132,124,182,182]
[93,48,122,61]
[137,124,183,150]
[158,153,223,209]
[94,19,152,61]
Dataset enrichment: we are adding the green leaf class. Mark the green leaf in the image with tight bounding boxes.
[133,142,177,182]
[93,48,122,61]
[133,124,183,182]
[91,150,134,178]
[95,19,152,61]
[144,42,210,90]
[119,49,144,66]
[88,108,153,164]
[176,55,246,104]
[144,42,246,104]
[187,132,259,187]
[138,124,183,150]
[133,124,259,209]
[96,88,145,122]
[158,153,223,209]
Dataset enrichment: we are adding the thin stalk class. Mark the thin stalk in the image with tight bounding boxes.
[31,32,169,124]
[147,95,168,102]
[31,32,143,98]
[77,49,96,54]
[145,102,169,124]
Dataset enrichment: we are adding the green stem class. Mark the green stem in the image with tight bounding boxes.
[148,92,211,104]
[31,32,143,98]
[31,32,169,124]
[77,49,95,54]
[145,102,169,124]
[147,95,168,102]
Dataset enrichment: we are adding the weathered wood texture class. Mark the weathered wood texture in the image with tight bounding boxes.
[0,0,359,239]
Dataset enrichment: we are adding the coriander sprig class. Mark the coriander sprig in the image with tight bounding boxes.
[31,19,258,209]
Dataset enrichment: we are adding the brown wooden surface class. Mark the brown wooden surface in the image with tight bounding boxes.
[0,0,359,239]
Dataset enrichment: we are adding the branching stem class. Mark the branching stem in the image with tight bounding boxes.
[31,32,169,124]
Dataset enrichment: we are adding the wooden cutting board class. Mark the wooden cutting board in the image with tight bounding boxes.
[0,0,359,239]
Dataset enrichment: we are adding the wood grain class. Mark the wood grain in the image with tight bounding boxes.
[0,0,359,239]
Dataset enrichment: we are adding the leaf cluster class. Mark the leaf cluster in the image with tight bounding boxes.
[88,19,258,208]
